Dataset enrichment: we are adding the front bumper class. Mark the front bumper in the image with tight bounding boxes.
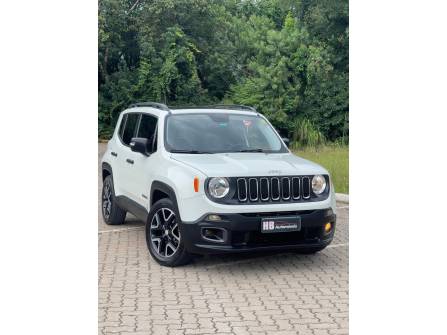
[179,192,335,222]
[180,208,336,255]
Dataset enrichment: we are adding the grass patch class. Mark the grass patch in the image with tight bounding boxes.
[293,145,349,194]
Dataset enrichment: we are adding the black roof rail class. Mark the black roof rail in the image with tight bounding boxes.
[170,104,257,113]
[128,101,170,112]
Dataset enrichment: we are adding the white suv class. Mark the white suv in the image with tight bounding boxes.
[101,102,337,266]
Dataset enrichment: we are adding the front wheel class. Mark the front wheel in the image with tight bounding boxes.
[145,198,192,267]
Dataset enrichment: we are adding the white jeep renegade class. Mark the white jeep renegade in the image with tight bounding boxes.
[101,102,337,267]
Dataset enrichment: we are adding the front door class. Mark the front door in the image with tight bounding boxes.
[122,113,158,206]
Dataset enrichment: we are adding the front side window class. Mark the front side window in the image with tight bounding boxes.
[137,114,158,152]
[121,113,139,145]
[165,113,287,153]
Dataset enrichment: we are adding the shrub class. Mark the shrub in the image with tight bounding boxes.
[291,118,326,148]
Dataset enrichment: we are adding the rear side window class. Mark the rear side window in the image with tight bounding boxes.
[137,114,158,152]
[118,114,127,138]
[121,113,140,145]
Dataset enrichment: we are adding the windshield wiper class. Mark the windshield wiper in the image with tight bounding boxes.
[236,148,266,153]
[170,149,214,154]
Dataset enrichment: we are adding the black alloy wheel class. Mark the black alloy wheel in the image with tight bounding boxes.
[145,198,192,267]
[101,175,126,225]
[149,208,181,257]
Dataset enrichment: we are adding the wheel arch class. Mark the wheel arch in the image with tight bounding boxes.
[102,162,113,181]
[150,181,181,219]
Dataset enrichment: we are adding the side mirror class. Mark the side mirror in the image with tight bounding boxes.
[130,137,150,155]
[282,137,290,147]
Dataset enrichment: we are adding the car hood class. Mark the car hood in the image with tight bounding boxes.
[170,152,328,177]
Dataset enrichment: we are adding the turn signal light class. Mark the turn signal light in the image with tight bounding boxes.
[194,177,199,192]
[324,222,332,233]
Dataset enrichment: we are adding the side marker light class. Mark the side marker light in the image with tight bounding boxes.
[194,177,199,192]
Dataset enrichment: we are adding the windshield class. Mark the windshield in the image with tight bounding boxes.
[165,113,287,153]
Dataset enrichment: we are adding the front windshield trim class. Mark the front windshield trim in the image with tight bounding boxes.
[163,112,289,154]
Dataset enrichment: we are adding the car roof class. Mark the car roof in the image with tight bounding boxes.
[125,102,257,114]
[169,108,257,116]
[123,107,258,117]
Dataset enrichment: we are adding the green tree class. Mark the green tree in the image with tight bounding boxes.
[98,0,349,143]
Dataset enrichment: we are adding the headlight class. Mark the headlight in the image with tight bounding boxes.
[208,177,230,198]
[312,175,327,195]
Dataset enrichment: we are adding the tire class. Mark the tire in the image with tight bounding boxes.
[145,198,192,267]
[101,175,126,225]
[294,246,327,254]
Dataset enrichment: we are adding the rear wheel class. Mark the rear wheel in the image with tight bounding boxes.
[145,198,192,267]
[101,175,126,225]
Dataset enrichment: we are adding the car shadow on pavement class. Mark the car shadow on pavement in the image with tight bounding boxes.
[188,248,334,271]
[115,217,334,271]
[100,215,344,274]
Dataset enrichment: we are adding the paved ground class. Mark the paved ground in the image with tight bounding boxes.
[98,143,349,335]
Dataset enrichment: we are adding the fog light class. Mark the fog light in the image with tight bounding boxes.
[201,227,226,243]
[324,222,332,233]
[206,214,222,221]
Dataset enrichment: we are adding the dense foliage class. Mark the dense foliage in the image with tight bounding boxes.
[99,0,348,144]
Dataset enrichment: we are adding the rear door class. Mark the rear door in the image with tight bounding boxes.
[106,113,127,196]
[116,112,141,199]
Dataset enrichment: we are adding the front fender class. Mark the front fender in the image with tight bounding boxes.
[151,160,207,220]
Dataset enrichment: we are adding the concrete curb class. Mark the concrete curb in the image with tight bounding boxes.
[336,193,349,203]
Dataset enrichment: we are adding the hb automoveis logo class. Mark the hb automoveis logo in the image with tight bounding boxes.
[268,170,281,174]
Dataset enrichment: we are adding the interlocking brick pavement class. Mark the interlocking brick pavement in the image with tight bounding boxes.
[98,143,349,334]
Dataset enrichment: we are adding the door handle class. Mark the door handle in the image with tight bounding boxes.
[126,158,134,164]
[111,152,117,157]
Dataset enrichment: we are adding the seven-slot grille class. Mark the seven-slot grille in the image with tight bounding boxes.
[236,176,312,203]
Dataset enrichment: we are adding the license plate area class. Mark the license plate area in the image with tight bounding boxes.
[261,216,301,233]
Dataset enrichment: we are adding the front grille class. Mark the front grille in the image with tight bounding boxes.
[271,178,280,200]
[236,176,319,204]
[260,178,269,201]
[292,177,300,199]
[237,178,247,201]
[302,177,311,199]
[249,178,258,201]
[205,175,329,205]
[282,178,291,200]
